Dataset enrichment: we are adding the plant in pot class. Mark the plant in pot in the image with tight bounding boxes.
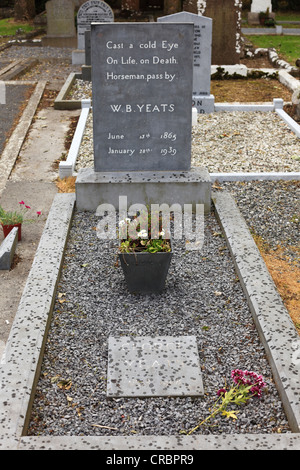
[259,10,268,25]
[0,201,41,241]
[118,207,173,294]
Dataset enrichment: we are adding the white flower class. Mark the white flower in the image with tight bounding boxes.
[159,229,165,237]
[119,218,131,226]
[138,229,148,239]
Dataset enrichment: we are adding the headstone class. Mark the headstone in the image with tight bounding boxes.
[77,0,114,51]
[158,12,214,114]
[81,30,92,80]
[85,30,91,66]
[107,336,204,397]
[42,0,77,48]
[248,0,274,25]
[251,0,272,13]
[76,22,211,214]
[91,22,194,172]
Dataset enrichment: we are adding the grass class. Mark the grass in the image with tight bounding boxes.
[246,35,300,65]
[274,12,300,22]
[0,18,34,36]
[254,235,300,334]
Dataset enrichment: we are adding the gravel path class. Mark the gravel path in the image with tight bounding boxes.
[27,209,291,437]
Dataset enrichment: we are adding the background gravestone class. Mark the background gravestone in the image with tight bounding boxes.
[158,12,214,114]
[91,22,194,172]
[72,0,114,65]
[77,0,114,50]
[80,30,92,80]
[42,0,77,48]
[248,0,274,25]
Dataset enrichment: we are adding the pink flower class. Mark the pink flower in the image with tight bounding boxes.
[36,211,41,216]
[25,205,31,209]
[231,369,266,397]
[217,388,227,397]
[19,201,25,205]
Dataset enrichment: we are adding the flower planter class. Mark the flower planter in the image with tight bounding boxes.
[2,223,22,241]
[119,245,173,294]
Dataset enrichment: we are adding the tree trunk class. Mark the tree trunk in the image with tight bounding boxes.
[14,0,36,20]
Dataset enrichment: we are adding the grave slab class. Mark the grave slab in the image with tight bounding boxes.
[107,336,204,398]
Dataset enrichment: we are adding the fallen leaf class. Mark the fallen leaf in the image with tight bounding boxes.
[57,379,72,390]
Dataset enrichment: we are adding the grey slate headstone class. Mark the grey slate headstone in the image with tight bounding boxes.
[84,30,91,66]
[107,336,204,397]
[77,0,114,50]
[91,22,194,172]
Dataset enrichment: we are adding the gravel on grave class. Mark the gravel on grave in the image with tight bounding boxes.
[221,180,300,268]
[27,210,291,437]
[75,109,300,174]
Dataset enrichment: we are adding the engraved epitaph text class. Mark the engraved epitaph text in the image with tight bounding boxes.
[91,23,193,172]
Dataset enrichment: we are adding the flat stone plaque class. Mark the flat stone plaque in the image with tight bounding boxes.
[91,22,193,172]
[107,336,204,397]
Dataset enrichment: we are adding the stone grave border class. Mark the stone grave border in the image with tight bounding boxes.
[0,190,299,450]
[54,72,83,110]
[0,80,47,195]
[0,58,38,81]
[59,97,300,180]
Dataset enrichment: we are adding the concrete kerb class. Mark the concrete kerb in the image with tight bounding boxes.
[54,72,84,110]
[0,80,47,196]
[0,227,18,271]
[59,99,91,178]
[0,191,299,450]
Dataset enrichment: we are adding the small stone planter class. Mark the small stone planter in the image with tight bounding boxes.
[119,243,173,295]
[1,223,22,241]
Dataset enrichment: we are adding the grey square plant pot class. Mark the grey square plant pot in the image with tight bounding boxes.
[118,244,173,295]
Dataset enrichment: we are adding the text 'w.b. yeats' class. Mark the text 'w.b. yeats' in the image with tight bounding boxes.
[91,23,193,172]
